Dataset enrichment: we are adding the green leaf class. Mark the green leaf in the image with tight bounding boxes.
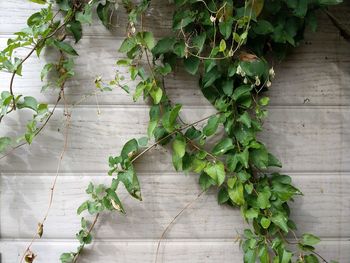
[29,0,46,4]
[245,208,259,219]
[257,187,271,209]
[119,37,137,53]
[218,187,229,204]
[173,135,186,158]
[133,82,145,102]
[258,245,269,263]
[199,171,216,190]
[121,138,139,160]
[272,181,301,201]
[60,252,75,263]
[76,4,93,24]
[184,56,200,75]
[152,37,176,56]
[304,254,320,263]
[192,32,206,53]
[172,153,183,171]
[0,137,11,153]
[174,40,186,57]
[260,217,271,229]
[219,17,234,39]
[67,20,83,43]
[244,248,257,263]
[301,233,321,246]
[204,162,226,186]
[268,152,282,167]
[77,201,88,215]
[53,40,78,56]
[212,138,234,156]
[240,59,268,77]
[148,105,160,137]
[271,213,289,233]
[237,148,249,169]
[250,147,269,169]
[162,104,182,132]
[219,39,226,52]
[281,250,293,263]
[17,96,38,112]
[106,188,126,213]
[203,116,219,137]
[149,87,163,104]
[97,1,114,27]
[140,31,155,50]
[118,167,142,200]
[238,112,252,128]
[253,20,274,35]
[137,137,148,147]
[228,180,245,205]
[41,63,53,81]
[222,79,234,96]
[192,158,207,173]
[232,85,253,101]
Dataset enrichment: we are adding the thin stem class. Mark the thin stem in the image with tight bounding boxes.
[19,89,70,263]
[154,189,206,263]
[73,213,100,263]
[131,112,221,164]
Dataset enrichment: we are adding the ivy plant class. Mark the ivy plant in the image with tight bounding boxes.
[0,0,346,263]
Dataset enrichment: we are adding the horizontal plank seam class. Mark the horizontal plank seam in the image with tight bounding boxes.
[1,238,349,243]
[26,104,350,110]
[1,172,350,177]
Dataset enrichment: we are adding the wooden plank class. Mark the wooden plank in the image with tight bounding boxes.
[0,33,349,107]
[0,0,349,37]
[1,107,349,173]
[1,239,348,263]
[0,5,349,107]
[1,173,349,239]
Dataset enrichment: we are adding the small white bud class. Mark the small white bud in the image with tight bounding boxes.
[210,15,216,23]
[255,76,261,86]
[266,80,272,88]
[243,77,248,84]
[269,67,275,79]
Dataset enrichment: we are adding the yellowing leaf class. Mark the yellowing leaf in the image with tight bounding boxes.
[251,0,264,17]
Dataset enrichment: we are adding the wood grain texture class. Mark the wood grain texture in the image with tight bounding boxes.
[0,4,349,107]
[1,107,349,173]
[1,173,349,239]
[1,239,349,263]
[0,1,350,262]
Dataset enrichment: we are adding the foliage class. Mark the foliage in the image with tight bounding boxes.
[0,0,345,263]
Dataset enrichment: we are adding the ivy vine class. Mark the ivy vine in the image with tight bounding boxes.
[0,0,346,263]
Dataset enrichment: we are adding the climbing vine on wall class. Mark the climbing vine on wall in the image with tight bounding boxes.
[0,0,345,263]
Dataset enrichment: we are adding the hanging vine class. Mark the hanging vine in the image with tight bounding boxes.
[0,0,346,263]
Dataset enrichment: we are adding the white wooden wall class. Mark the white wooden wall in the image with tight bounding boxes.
[0,1,350,262]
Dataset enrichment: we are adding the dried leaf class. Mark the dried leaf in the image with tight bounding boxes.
[37,222,43,238]
[25,250,36,263]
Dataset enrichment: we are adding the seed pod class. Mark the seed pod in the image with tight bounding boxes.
[37,222,43,238]
[24,250,36,263]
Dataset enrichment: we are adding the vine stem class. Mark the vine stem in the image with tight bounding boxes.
[131,111,222,163]
[19,88,71,263]
[72,112,221,263]
[7,12,72,110]
[72,213,100,263]
[154,189,206,263]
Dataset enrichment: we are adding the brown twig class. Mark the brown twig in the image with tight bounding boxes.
[19,90,71,263]
[154,189,207,263]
